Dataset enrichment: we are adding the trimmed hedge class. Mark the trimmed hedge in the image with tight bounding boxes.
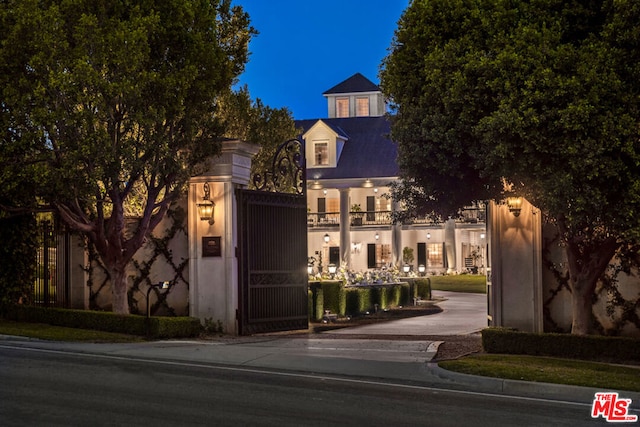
[482,327,640,363]
[415,278,432,300]
[309,281,412,318]
[4,305,202,339]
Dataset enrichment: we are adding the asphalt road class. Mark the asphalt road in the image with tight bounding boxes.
[0,345,609,427]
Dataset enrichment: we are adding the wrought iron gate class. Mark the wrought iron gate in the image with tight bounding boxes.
[236,139,308,335]
[34,218,71,307]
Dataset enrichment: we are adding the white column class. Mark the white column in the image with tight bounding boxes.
[444,218,457,273]
[339,188,351,268]
[391,199,402,266]
[188,140,260,335]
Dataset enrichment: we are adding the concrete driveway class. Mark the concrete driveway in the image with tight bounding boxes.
[328,290,487,336]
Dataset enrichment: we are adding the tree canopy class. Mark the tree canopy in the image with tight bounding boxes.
[0,0,256,313]
[381,0,640,334]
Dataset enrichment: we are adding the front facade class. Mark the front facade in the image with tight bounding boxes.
[298,73,486,276]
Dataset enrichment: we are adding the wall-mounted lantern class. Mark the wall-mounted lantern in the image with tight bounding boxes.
[197,182,215,225]
[323,233,330,243]
[506,196,523,217]
[426,232,431,240]
[374,232,379,240]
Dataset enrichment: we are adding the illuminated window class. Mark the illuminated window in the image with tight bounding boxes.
[427,243,443,267]
[356,97,369,116]
[336,98,349,118]
[367,243,391,268]
[314,142,328,166]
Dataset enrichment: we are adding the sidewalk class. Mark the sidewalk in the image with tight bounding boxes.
[2,290,638,408]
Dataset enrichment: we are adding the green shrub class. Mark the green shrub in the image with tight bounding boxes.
[321,281,346,315]
[415,278,432,300]
[372,286,389,309]
[345,287,372,315]
[308,283,324,321]
[4,305,201,339]
[482,328,640,363]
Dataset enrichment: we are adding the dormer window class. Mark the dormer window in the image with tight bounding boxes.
[314,141,329,166]
[356,97,369,117]
[336,98,349,118]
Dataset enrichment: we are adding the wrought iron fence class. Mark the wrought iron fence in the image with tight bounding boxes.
[34,219,70,307]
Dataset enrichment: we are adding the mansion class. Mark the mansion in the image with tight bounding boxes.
[297,73,486,275]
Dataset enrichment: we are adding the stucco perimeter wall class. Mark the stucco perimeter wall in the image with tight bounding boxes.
[87,199,190,315]
[488,199,543,332]
[542,224,640,337]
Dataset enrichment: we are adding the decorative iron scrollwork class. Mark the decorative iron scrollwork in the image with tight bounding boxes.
[252,138,306,195]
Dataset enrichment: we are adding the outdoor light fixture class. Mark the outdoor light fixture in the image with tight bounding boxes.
[506,196,523,217]
[418,264,426,274]
[324,233,330,243]
[403,264,411,274]
[146,281,172,320]
[426,232,431,240]
[375,232,379,240]
[480,233,486,239]
[308,264,313,275]
[197,182,215,225]
[328,264,337,275]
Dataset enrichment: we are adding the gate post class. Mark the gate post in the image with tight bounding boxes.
[188,140,260,335]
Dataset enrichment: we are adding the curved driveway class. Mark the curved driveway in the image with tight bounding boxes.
[329,290,487,336]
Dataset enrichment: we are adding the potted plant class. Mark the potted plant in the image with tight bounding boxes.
[402,247,414,272]
[350,204,363,226]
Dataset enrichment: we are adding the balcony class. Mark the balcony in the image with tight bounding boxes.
[307,210,392,228]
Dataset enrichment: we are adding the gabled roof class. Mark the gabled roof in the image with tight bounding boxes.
[302,119,349,141]
[297,116,398,180]
[322,73,381,95]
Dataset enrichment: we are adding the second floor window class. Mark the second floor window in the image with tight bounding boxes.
[336,98,349,118]
[314,142,328,166]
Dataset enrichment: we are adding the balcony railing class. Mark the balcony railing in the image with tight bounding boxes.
[307,206,485,228]
[307,211,392,228]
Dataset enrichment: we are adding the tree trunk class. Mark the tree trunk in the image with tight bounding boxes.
[570,278,594,335]
[108,265,130,315]
[561,225,620,335]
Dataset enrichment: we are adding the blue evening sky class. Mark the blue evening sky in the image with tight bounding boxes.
[233,1,409,120]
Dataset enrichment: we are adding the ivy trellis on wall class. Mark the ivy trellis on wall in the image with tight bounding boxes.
[86,206,189,315]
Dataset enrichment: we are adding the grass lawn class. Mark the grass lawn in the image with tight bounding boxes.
[0,319,144,342]
[439,354,640,392]
[429,274,486,294]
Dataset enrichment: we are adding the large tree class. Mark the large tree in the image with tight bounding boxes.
[381,0,640,335]
[0,0,255,313]
[217,85,299,182]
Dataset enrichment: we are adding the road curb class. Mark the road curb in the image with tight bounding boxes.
[426,363,640,409]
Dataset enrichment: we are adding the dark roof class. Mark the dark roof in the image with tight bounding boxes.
[297,116,398,180]
[322,73,381,95]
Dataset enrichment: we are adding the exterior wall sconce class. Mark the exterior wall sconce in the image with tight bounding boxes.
[480,233,486,239]
[375,232,379,240]
[506,196,523,217]
[197,182,215,225]
[426,232,431,240]
[323,233,330,243]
